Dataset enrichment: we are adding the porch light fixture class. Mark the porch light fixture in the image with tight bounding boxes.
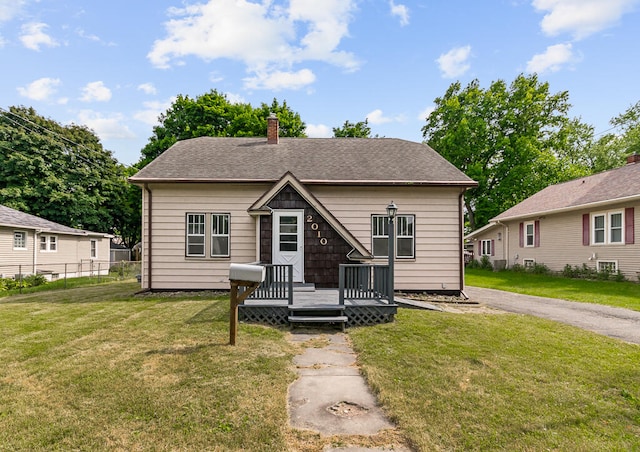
[386,201,397,303]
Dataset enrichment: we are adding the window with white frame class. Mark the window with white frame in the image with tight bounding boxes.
[523,258,535,268]
[597,260,617,272]
[39,235,57,252]
[211,213,230,257]
[525,222,535,247]
[90,239,97,258]
[592,211,623,245]
[13,231,27,250]
[186,213,206,257]
[371,214,415,258]
[481,239,492,256]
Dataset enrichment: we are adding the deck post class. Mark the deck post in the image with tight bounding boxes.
[287,265,293,305]
[338,264,345,305]
[387,201,397,303]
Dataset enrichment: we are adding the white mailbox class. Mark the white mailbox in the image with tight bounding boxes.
[229,263,266,283]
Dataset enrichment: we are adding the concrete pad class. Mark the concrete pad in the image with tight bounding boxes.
[289,375,395,435]
[288,332,397,437]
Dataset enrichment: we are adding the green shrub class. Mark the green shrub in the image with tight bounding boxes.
[531,263,550,275]
[511,263,525,273]
[479,256,493,271]
[23,274,48,287]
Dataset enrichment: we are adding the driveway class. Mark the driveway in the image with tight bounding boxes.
[465,286,640,345]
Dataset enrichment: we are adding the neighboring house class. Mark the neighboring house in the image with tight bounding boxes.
[466,155,640,279]
[129,116,477,294]
[0,204,112,279]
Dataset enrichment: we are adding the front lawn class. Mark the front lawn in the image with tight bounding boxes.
[350,309,640,451]
[0,282,297,451]
[466,268,640,311]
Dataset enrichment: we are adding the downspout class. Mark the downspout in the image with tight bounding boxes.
[33,229,40,274]
[459,190,466,297]
[144,184,153,290]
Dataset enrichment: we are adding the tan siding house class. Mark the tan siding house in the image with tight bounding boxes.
[466,155,640,280]
[0,205,111,279]
[130,116,477,294]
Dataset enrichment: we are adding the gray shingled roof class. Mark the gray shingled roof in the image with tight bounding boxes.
[129,137,477,186]
[493,161,640,221]
[0,204,108,236]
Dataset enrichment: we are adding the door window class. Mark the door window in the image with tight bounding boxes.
[279,216,298,252]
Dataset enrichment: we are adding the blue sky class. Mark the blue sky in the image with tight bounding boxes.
[1,0,639,166]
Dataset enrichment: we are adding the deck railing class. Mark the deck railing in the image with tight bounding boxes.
[338,264,390,305]
[244,264,294,305]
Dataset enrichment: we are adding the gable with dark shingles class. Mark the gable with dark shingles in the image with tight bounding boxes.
[493,162,640,221]
[130,137,477,185]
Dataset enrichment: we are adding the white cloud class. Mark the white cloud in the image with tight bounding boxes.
[243,68,316,90]
[76,110,136,140]
[80,81,112,102]
[526,42,575,73]
[306,123,332,138]
[0,1,26,22]
[417,106,435,121]
[148,0,360,90]
[436,45,472,78]
[532,0,638,40]
[17,77,61,101]
[389,1,409,26]
[19,22,59,51]
[133,98,175,126]
[366,109,403,125]
[137,83,157,95]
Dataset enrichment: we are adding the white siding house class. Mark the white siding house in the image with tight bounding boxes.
[130,116,477,294]
[0,205,112,279]
[466,155,640,280]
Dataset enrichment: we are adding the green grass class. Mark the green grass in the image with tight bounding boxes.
[0,282,297,451]
[466,268,640,311]
[350,309,640,451]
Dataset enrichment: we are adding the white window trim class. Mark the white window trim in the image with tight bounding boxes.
[13,231,27,250]
[90,239,98,259]
[480,239,492,256]
[371,214,415,259]
[591,211,624,245]
[211,213,230,258]
[523,258,535,268]
[596,260,618,272]
[525,222,535,247]
[39,235,58,252]
[186,213,206,257]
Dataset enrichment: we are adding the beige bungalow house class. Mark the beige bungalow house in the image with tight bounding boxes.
[0,204,112,279]
[466,155,640,280]
[129,116,477,294]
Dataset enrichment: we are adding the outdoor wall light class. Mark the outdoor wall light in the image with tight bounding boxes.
[386,201,398,219]
[497,232,502,241]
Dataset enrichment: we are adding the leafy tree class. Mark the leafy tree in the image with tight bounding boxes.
[333,119,372,138]
[422,74,591,230]
[0,106,137,246]
[138,90,306,167]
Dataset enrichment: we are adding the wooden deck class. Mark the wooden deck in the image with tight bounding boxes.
[238,288,398,328]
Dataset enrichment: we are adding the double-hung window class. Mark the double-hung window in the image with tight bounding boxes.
[40,235,57,252]
[481,239,492,256]
[186,213,206,257]
[90,239,97,258]
[13,231,27,250]
[525,222,535,247]
[592,211,623,245]
[211,214,230,257]
[371,214,415,258]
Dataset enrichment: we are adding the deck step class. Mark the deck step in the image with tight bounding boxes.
[288,315,348,323]
[288,304,345,311]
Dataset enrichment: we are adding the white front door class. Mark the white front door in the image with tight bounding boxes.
[272,210,304,283]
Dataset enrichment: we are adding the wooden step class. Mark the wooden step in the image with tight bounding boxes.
[288,315,348,323]
[288,304,345,312]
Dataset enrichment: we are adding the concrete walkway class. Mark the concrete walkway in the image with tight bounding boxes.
[466,286,640,345]
[287,331,411,451]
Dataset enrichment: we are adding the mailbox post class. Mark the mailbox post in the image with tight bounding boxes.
[228,264,266,345]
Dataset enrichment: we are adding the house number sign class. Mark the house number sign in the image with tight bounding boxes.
[306,215,328,245]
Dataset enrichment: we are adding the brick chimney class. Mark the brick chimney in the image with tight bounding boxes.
[267,113,279,144]
[627,154,640,165]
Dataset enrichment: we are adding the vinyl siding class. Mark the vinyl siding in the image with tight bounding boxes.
[140,183,466,291]
[501,201,640,279]
[0,227,34,277]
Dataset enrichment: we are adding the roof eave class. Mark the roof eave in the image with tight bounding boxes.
[129,177,477,187]
[493,193,640,223]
